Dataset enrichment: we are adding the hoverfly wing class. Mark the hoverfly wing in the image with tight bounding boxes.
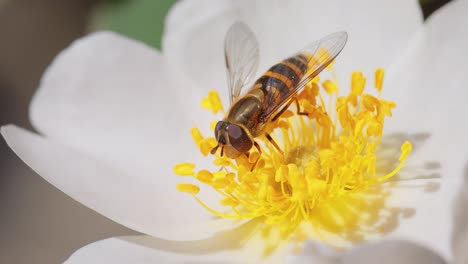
[225,22,260,104]
[292,31,348,93]
[259,31,348,122]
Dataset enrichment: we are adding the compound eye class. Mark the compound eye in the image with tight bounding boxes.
[227,125,252,152]
[227,125,243,140]
[214,121,227,144]
[214,121,223,133]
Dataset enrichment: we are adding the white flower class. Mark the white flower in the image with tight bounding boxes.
[1,0,468,262]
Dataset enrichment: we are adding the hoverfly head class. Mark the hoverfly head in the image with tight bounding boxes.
[212,121,253,158]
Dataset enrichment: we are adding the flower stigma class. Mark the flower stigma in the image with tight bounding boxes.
[174,67,412,251]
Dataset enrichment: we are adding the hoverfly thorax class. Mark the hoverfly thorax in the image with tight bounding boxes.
[212,121,253,159]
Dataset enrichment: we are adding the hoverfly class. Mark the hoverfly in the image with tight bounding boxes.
[211,22,347,159]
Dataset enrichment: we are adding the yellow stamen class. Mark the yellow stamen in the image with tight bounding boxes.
[374,68,385,92]
[191,127,203,147]
[176,68,412,250]
[351,71,366,96]
[176,183,200,194]
[322,80,338,95]
[173,163,195,176]
[201,90,224,114]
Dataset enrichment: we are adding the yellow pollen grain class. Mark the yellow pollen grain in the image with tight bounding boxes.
[176,183,200,194]
[210,120,218,131]
[374,68,385,92]
[322,80,338,95]
[196,170,213,184]
[173,163,196,176]
[191,127,203,147]
[221,197,238,206]
[201,90,224,114]
[199,138,217,156]
[351,71,366,95]
[213,157,233,167]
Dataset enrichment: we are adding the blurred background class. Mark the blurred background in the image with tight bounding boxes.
[0,0,451,263]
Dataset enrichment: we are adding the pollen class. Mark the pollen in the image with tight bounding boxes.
[374,68,385,92]
[175,68,412,248]
[201,90,224,114]
[176,183,200,194]
[173,162,196,176]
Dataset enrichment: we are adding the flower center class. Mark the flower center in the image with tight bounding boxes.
[286,146,319,170]
[174,68,412,247]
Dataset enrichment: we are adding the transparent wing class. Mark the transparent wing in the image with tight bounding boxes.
[225,22,260,103]
[259,31,348,122]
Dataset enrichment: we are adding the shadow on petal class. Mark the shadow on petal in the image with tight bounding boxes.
[339,240,446,264]
[452,162,468,263]
[298,132,439,248]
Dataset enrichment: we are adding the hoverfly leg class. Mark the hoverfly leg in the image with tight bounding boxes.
[272,99,294,121]
[218,166,229,173]
[265,133,283,155]
[254,141,262,152]
[250,141,262,171]
[271,97,309,122]
[295,98,309,116]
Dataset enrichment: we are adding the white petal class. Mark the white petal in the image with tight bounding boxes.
[288,240,446,264]
[66,233,289,263]
[452,163,468,264]
[385,0,468,120]
[374,134,462,260]
[386,0,468,111]
[339,240,446,264]
[454,235,468,264]
[374,0,468,259]
[21,31,240,239]
[30,31,200,173]
[163,0,423,107]
[286,241,338,264]
[1,125,242,240]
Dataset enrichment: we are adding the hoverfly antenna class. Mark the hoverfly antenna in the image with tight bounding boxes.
[210,144,219,155]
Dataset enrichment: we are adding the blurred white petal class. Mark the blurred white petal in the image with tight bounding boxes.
[339,240,446,264]
[370,177,456,260]
[1,125,243,240]
[65,235,237,264]
[386,0,468,119]
[30,31,198,171]
[453,163,468,264]
[163,0,423,110]
[66,230,289,264]
[286,241,338,264]
[288,240,446,264]
[2,32,244,241]
[371,0,468,258]
[454,235,468,264]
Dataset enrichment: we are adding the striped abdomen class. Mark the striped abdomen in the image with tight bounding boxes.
[225,53,311,137]
[249,53,310,106]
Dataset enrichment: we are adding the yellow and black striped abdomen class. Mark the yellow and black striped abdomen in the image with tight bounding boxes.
[250,53,309,106]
